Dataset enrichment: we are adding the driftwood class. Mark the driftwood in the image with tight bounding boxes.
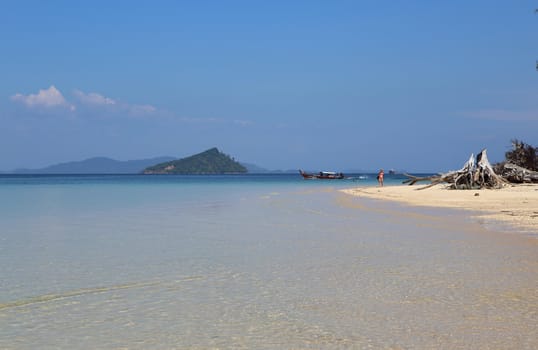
[403,149,506,190]
[496,163,538,183]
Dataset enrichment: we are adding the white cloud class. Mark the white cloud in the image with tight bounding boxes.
[464,109,538,121]
[73,89,157,116]
[10,86,250,123]
[129,104,156,114]
[11,85,75,111]
[233,119,253,126]
[73,90,116,106]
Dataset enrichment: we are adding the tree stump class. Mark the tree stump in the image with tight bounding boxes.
[403,149,506,189]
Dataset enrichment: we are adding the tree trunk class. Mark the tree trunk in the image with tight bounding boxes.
[403,149,506,189]
[497,163,538,183]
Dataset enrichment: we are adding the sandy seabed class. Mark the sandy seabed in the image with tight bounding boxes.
[342,183,538,234]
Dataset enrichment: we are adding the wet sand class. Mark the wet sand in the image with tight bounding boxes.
[341,184,538,234]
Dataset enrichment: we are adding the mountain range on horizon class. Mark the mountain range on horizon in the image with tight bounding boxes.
[2,148,384,175]
[4,154,275,174]
[9,156,177,174]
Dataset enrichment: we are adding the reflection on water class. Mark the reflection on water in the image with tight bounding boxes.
[1,183,537,349]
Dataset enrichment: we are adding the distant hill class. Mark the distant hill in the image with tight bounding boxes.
[13,156,176,174]
[241,162,270,173]
[143,148,247,174]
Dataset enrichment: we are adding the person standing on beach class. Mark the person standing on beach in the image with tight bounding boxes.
[377,169,384,187]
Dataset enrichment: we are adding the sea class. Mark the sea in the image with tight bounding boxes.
[1,174,537,349]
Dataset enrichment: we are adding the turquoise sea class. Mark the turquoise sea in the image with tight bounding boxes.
[1,174,537,349]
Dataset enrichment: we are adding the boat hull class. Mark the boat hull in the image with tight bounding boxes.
[299,170,345,179]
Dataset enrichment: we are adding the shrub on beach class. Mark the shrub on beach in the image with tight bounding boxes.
[492,140,538,184]
[502,139,537,171]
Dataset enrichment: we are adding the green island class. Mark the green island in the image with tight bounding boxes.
[142,147,247,174]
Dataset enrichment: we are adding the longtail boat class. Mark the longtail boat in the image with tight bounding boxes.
[299,170,345,179]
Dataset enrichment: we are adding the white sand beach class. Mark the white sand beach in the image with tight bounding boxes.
[342,184,538,233]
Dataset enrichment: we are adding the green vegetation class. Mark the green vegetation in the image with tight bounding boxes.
[503,139,537,171]
[142,148,247,174]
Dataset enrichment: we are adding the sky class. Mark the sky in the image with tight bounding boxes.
[1,1,537,172]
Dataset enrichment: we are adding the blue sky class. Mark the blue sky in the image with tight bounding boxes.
[1,1,537,172]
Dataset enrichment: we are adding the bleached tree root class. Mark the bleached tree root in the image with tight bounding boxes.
[496,163,538,183]
[403,149,506,190]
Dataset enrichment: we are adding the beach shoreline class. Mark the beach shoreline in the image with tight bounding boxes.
[341,183,538,234]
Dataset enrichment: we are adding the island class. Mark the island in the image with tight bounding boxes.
[142,147,247,174]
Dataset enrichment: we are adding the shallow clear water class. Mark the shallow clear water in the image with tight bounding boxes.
[1,175,537,349]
